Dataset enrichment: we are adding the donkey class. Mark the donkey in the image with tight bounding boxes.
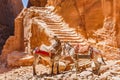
[88,46,106,75]
[62,42,79,72]
[32,37,62,76]
[63,43,106,74]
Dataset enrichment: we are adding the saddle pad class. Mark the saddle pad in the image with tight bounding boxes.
[35,50,49,56]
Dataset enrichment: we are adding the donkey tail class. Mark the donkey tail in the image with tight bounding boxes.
[101,56,106,65]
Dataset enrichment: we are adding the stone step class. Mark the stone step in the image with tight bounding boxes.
[59,37,81,41]
[43,18,63,23]
[44,18,63,23]
[50,29,75,32]
[58,36,80,39]
[56,34,78,37]
[61,39,84,43]
[53,32,76,35]
[53,30,76,33]
[47,26,62,29]
[60,28,76,32]
[46,23,63,25]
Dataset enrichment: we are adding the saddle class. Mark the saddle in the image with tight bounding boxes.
[35,49,50,57]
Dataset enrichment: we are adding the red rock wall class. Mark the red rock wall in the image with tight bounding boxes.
[0,0,23,54]
[47,0,104,37]
[46,0,120,59]
[115,0,120,47]
[1,9,25,61]
[47,0,120,48]
[24,0,120,48]
[27,0,47,7]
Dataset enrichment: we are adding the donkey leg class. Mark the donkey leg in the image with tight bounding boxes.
[33,55,39,76]
[74,54,78,73]
[51,59,54,76]
[101,56,106,65]
[97,62,101,75]
[92,61,101,75]
[33,59,37,75]
[57,60,59,74]
[33,63,36,75]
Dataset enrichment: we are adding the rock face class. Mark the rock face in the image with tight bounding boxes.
[7,51,34,67]
[46,0,120,46]
[47,0,104,38]
[1,60,120,80]
[27,0,47,7]
[0,0,23,54]
[1,0,120,64]
[46,0,120,59]
[1,7,53,62]
[1,9,25,62]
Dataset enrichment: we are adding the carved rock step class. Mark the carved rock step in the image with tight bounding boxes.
[50,29,76,33]
[61,40,84,43]
[58,37,81,41]
[46,23,63,25]
[58,36,80,39]
[47,26,63,29]
[56,34,78,37]
[53,31,76,34]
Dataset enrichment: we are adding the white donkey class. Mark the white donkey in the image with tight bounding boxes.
[63,42,106,75]
[63,42,79,72]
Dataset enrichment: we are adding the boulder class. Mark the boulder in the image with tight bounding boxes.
[7,51,34,67]
[79,71,93,78]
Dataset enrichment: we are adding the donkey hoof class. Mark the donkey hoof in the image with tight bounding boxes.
[104,63,107,65]
[33,73,36,76]
[50,74,54,76]
[57,72,60,74]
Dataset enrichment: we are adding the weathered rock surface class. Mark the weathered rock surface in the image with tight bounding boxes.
[47,0,120,49]
[27,0,47,7]
[1,10,25,61]
[0,60,120,80]
[49,0,120,59]
[1,0,120,70]
[23,0,120,47]
[7,51,34,67]
[0,0,23,54]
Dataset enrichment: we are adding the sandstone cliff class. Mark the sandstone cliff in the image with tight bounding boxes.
[0,0,23,54]
[27,0,47,7]
[1,0,120,63]
[26,0,120,59]
[47,0,120,48]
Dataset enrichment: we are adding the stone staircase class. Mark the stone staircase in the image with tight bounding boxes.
[35,7,87,46]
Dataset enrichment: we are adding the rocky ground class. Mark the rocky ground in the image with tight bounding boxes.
[0,60,120,80]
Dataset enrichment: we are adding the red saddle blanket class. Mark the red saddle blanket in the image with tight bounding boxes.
[35,50,50,56]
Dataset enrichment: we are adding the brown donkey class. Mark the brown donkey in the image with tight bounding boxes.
[32,35,62,76]
[32,46,62,76]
